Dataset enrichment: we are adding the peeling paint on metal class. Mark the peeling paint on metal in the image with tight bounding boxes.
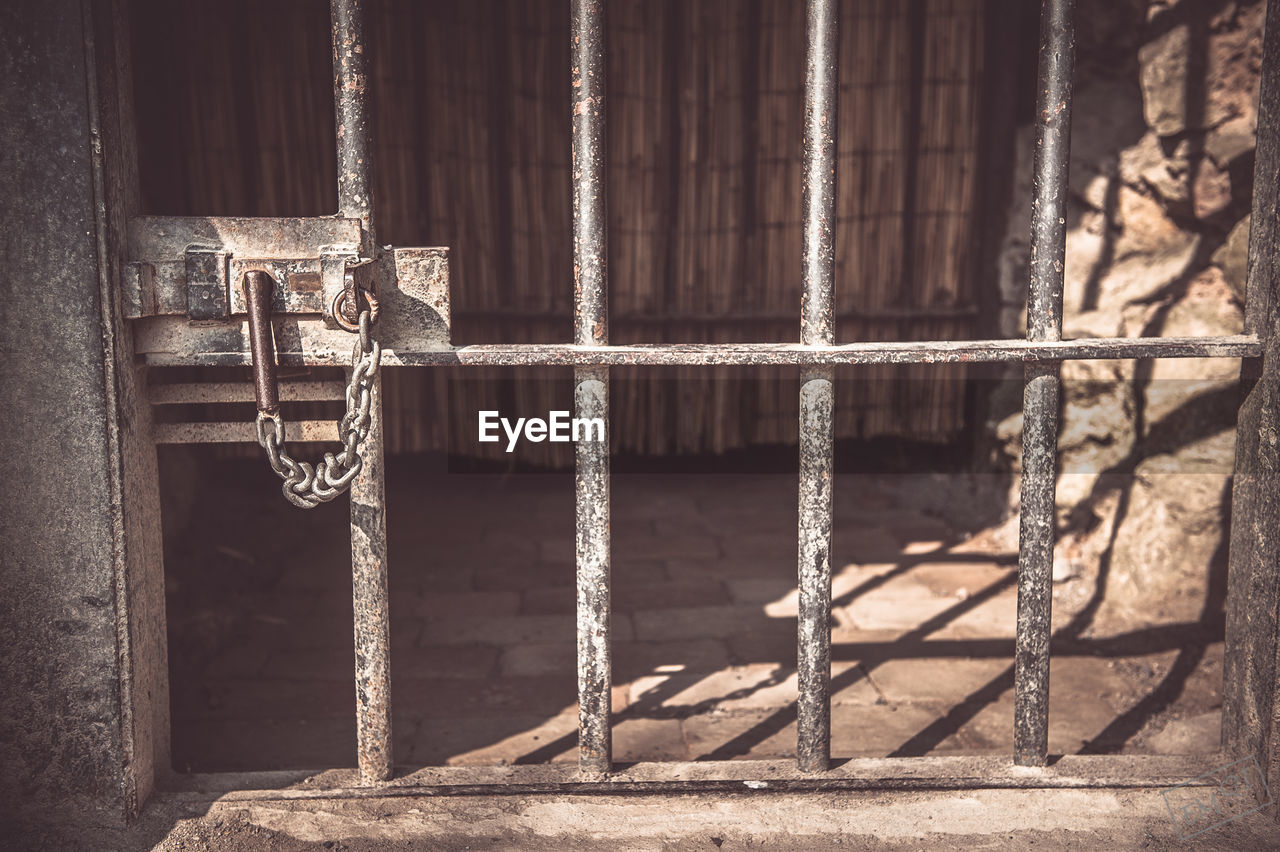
[1014,0,1076,771]
[796,0,838,775]
[571,0,611,776]
[332,0,391,785]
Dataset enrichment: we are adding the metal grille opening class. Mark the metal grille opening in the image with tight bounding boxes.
[125,0,1280,799]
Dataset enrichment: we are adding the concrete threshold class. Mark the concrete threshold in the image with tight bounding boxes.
[113,785,1278,850]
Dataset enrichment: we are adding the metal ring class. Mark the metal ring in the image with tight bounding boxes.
[329,288,380,333]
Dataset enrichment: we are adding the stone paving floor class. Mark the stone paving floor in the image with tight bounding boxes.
[164,457,1225,772]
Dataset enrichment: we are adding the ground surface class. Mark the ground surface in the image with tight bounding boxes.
[6,454,1250,849]
[164,457,1225,772]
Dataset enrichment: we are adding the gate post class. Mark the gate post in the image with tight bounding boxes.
[1223,0,1280,805]
[0,0,168,823]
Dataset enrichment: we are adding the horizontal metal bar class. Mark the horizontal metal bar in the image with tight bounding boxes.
[153,420,338,444]
[138,331,1261,367]
[455,307,981,324]
[149,381,347,405]
[159,754,1227,800]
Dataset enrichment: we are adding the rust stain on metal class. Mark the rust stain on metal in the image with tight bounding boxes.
[797,0,838,774]
[288,271,322,292]
[571,0,611,776]
[797,368,834,773]
[242,270,281,416]
[1015,0,1075,769]
[575,367,611,776]
[331,0,391,785]
[136,331,1261,369]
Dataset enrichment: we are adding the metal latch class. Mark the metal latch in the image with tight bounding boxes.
[124,215,451,362]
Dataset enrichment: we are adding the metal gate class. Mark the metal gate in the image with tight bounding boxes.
[115,0,1280,801]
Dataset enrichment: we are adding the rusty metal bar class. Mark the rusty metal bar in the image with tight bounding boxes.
[333,0,374,254]
[572,0,612,777]
[797,0,837,774]
[332,0,391,785]
[575,366,611,776]
[243,270,282,416]
[1014,362,1060,766]
[800,0,836,351]
[167,754,1227,799]
[137,332,1262,368]
[455,306,983,324]
[1014,0,1075,768]
[572,0,607,351]
[1223,0,1280,789]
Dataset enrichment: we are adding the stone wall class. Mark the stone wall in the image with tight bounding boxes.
[992,0,1265,627]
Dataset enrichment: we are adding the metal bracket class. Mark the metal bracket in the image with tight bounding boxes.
[125,216,364,319]
[320,245,361,328]
[125,216,452,363]
[183,247,230,320]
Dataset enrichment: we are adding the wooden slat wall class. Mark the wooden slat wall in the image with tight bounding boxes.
[132,0,986,462]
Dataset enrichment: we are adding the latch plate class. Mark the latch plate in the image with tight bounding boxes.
[124,216,452,363]
[125,216,364,319]
[184,247,229,320]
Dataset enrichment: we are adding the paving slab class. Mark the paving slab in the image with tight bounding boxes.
[497,639,735,682]
[419,613,637,647]
[627,661,881,715]
[632,605,794,642]
[404,590,521,618]
[171,468,1229,784]
[866,657,1017,704]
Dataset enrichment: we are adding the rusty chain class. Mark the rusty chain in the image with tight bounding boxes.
[255,310,381,509]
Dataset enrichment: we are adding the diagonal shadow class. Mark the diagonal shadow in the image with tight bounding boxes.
[699,663,871,762]
[828,621,1221,663]
[693,569,1019,760]
[513,662,796,764]
[831,541,1016,611]
[519,279,1232,765]
[1078,477,1230,754]
[892,240,1235,756]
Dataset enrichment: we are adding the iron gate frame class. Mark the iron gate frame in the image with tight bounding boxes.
[65,0,1280,812]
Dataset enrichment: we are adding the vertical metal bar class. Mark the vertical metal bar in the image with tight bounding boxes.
[1014,0,1074,768]
[797,0,837,774]
[333,0,375,254]
[332,0,391,784]
[572,0,612,776]
[1223,0,1280,788]
[1024,0,1073,345]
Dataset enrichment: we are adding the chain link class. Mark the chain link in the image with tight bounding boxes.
[255,310,381,509]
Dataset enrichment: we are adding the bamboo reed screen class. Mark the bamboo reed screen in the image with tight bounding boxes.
[133,0,987,462]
